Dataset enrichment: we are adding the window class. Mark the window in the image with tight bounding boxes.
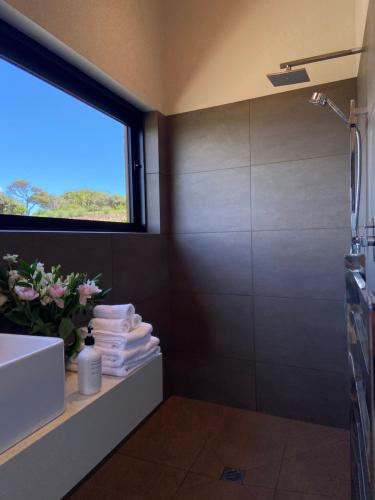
[0,19,145,232]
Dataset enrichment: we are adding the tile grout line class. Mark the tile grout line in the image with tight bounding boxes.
[168,289,345,301]
[248,100,258,411]
[169,427,222,499]
[168,289,345,303]
[170,226,350,235]
[165,152,349,177]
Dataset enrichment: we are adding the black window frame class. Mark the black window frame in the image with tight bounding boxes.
[0,19,146,232]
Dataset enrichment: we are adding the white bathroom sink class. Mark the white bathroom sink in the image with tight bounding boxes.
[0,333,65,454]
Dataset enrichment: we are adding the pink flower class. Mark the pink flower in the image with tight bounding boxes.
[48,284,66,299]
[15,286,39,301]
[47,284,67,309]
[78,282,101,306]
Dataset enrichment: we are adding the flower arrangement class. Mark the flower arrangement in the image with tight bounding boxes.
[0,254,109,357]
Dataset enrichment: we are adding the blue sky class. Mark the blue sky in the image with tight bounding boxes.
[0,57,126,196]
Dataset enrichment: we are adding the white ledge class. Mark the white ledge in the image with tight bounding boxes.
[0,355,163,499]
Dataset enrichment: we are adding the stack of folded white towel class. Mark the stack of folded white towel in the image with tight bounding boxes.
[69,304,161,377]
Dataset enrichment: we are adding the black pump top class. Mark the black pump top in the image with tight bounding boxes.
[85,325,95,346]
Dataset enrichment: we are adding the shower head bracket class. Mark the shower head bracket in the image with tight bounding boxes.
[267,47,364,87]
[279,48,364,70]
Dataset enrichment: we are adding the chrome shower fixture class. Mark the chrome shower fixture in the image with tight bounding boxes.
[309,92,351,126]
[309,92,362,251]
[267,48,364,87]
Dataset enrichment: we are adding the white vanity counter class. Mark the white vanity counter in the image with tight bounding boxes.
[0,354,163,500]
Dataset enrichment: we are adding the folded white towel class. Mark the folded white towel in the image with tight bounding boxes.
[104,347,161,376]
[93,304,135,320]
[95,333,151,350]
[80,322,153,350]
[68,346,161,377]
[98,336,160,367]
[131,314,142,330]
[90,317,131,333]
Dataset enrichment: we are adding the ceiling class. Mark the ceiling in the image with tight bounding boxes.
[162,0,369,114]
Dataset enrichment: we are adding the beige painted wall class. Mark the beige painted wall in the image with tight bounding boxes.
[5,0,166,112]
[3,0,368,115]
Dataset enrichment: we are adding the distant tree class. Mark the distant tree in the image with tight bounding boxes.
[0,193,26,215]
[32,187,59,210]
[6,180,53,215]
[61,190,126,212]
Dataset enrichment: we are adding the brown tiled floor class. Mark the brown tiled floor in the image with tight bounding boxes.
[68,396,350,500]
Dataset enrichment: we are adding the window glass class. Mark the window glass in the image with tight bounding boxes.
[0,57,129,223]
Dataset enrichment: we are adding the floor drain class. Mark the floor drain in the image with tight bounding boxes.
[220,467,245,483]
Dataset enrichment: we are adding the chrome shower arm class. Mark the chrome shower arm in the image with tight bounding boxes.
[280,48,364,70]
[326,97,351,127]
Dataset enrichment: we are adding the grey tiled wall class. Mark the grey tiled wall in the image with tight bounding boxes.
[166,78,356,427]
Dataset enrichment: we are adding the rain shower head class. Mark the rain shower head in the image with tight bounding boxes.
[266,67,310,87]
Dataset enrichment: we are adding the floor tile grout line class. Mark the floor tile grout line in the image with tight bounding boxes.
[274,426,291,494]
[115,450,189,474]
[169,440,219,500]
[275,487,334,498]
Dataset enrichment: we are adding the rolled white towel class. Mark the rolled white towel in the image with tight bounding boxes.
[93,304,135,320]
[131,314,142,330]
[80,323,153,350]
[95,333,151,350]
[90,317,131,333]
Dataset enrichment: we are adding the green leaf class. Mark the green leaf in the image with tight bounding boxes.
[65,329,82,357]
[5,310,30,327]
[19,260,32,276]
[58,317,75,340]
[15,281,32,288]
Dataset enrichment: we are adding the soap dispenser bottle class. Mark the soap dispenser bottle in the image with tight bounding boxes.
[77,325,102,395]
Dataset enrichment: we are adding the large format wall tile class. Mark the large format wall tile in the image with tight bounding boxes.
[112,234,168,303]
[250,79,356,165]
[167,101,250,174]
[134,292,171,346]
[254,296,347,373]
[0,232,113,291]
[253,228,349,300]
[169,354,256,409]
[170,293,254,359]
[146,173,170,234]
[256,363,349,427]
[145,111,168,174]
[170,232,252,295]
[251,155,350,230]
[170,167,251,233]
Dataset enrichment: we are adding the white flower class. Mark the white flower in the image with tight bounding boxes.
[0,292,8,307]
[40,295,53,306]
[77,281,101,306]
[36,262,45,272]
[40,272,53,287]
[3,254,18,264]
